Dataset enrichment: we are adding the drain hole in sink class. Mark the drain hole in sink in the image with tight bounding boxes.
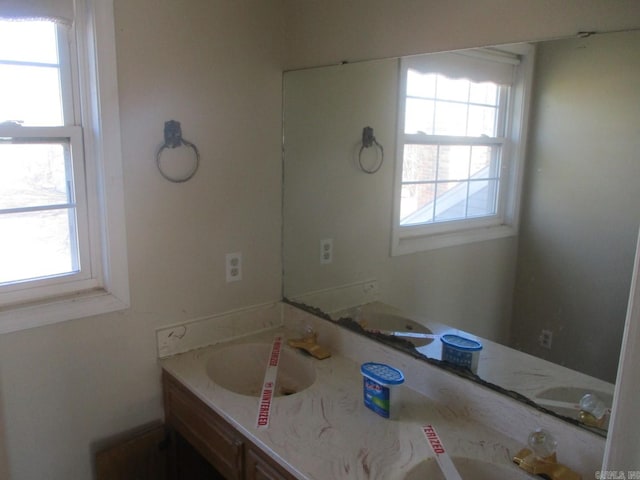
[280,387,297,396]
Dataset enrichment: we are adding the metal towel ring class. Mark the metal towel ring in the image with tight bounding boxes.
[156,120,200,183]
[358,126,384,174]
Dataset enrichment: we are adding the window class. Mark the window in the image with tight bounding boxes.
[392,47,533,255]
[0,1,129,333]
[0,21,89,290]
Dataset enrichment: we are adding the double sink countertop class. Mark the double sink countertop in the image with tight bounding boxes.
[161,323,553,479]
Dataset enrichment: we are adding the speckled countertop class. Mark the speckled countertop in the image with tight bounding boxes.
[161,326,537,479]
[340,301,615,408]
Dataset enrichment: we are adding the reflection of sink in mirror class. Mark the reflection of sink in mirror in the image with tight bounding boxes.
[535,387,613,420]
[283,31,640,437]
[336,304,434,347]
[205,343,316,397]
[404,456,534,480]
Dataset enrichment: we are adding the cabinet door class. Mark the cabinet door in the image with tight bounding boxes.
[163,372,244,480]
[173,431,225,480]
[95,421,168,480]
[245,446,296,480]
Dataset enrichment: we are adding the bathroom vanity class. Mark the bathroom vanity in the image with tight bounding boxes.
[163,371,295,480]
[159,303,604,479]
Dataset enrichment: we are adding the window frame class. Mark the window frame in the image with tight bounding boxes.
[0,0,129,333]
[391,45,535,255]
[0,127,92,294]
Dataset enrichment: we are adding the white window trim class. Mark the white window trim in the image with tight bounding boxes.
[0,126,95,301]
[0,0,129,333]
[391,44,535,256]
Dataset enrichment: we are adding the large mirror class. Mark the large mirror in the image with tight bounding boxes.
[282,30,640,435]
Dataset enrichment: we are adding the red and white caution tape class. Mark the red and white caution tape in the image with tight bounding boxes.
[421,424,463,480]
[256,336,283,429]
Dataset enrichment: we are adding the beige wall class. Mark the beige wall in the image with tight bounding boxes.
[511,31,640,382]
[283,59,515,342]
[0,1,639,479]
[283,59,399,300]
[0,1,284,478]
[284,0,640,69]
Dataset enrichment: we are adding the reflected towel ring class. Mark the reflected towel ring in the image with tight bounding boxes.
[358,126,384,174]
[156,120,200,183]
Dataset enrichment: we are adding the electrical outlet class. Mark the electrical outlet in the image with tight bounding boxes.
[320,238,333,264]
[539,329,553,349]
[226,252,242,282]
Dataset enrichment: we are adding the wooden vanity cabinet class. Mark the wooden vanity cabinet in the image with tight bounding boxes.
[163,372,243,479]
[245,444,293,480]
[163,372,296,480]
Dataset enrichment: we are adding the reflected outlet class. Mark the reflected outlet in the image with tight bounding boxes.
[320,238,333,264]
[539,329,553,349]
[226,252,242,282]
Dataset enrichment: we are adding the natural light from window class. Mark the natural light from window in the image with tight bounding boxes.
[0,21,63,126]
[400,71,503,226]
[0,20,79,286]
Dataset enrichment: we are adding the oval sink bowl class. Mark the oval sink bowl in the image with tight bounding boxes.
[536,386,613,405]
[535,386,613,423]
[404,457,533,480]
[206,343,316,397]
[359,312,434,347]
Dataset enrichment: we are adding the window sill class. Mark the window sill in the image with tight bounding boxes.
[391,224,517,256]
[0,288,129,334]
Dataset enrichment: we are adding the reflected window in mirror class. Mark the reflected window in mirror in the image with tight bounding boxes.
[391,47,534,255]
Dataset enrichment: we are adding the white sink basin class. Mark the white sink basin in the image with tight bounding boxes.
[404,456,533,479]
[536,386,613,405]
[535,386,613,419]
[205,343,316,397]
[357,312,434,347]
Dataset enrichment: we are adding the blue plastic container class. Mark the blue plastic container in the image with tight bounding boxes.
[440,334,482,373]
[360,362,405,419]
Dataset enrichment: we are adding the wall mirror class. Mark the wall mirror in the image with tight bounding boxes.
[282,29,640,436]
